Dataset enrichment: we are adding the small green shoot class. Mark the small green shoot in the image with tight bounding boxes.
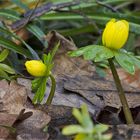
[31,42,60,105]
[62,104,112,140]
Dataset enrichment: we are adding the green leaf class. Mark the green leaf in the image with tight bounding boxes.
[50,41,60,61]
[83,45,114,61]
[31,77,43,91]
[43,54,54,75]
[115,51,135,74]
[83,46,103,60]
[27,25,48,48]
[72,108,83,124]
[0,69,10,80]
[11,0,28,10]
[38,77,48,102]
[74,133,94,140]
[94,124,109,133]
[43,42,60,65]
[42,42,59,76]
[129,55,140,69]
[62,125,85,135]
[32,77,47,104]
[0,36,31,58]
[0,27,38,59]
[21,40,40,60]
[0,9,20,20]
[94,47,114,62]
[68,45,94,57]
[81,104,93,131]
[0,49,9,62]
[74,133,88,140]
[0,63,15,74]
[69,45,114,62]
[41,11,140,35]
[43,53,51,65]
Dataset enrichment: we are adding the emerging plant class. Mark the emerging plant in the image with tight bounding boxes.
[0,49,15,80]
[62,104,112,140]
[69,19,140,125]
[25,42,59,105]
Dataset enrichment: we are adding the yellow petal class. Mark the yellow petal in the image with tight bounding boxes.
[102,19,116,46]
[102,19,129,50]
[111,20,129,49]
[25,60,47,77]
[122,20,129,30]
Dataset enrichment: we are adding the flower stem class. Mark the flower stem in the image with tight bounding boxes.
[46,74,56,105]
[108,58,134,124]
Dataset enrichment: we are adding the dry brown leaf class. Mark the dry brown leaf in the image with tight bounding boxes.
[13,29,29,45]
[0,80,51,140]
[1,80,27,114]
[15,109,51,140]
[112,125,140,140]
[107,68,140,89]
[117,68,140,89]
[0,80,27,139]
[46,31,95,77]
[0,113,17,139]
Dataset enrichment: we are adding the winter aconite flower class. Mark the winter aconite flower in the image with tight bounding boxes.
[25,60,47,77]
[102,19,129,50]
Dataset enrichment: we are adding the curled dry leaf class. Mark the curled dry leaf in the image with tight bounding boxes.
[15,109,51,140]
[0,80,27,139]
[1,80,27,114]
[0,80,51,140]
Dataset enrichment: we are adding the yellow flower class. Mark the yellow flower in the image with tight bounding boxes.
[25,60,47,77]
[102,19,129,50]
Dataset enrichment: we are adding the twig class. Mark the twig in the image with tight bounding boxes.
[10,1,80,31]
[96,0,119,13]
[23,0,41,28]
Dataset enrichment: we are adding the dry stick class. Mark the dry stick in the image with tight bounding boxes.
[10,1,80,31]
[108,58,134,125]
[11,0,42,32]
[95,0,119,12]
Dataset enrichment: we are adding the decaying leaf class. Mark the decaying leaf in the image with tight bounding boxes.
[1,80,27,114]
[0,113,17,139]
[115,68,140,89]
[0,80,51,140]
[46,31,96,77]
[111,125,140,140]
[0,80,27,139]
[15,109,51,140]
[15,31,140,139]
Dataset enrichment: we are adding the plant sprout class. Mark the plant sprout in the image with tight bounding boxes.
[25,42,60,105]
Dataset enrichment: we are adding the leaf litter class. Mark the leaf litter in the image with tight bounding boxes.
[0,31,140,139]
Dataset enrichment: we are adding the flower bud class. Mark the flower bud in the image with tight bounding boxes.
[102,19,129,50]
[25,60,47,77]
